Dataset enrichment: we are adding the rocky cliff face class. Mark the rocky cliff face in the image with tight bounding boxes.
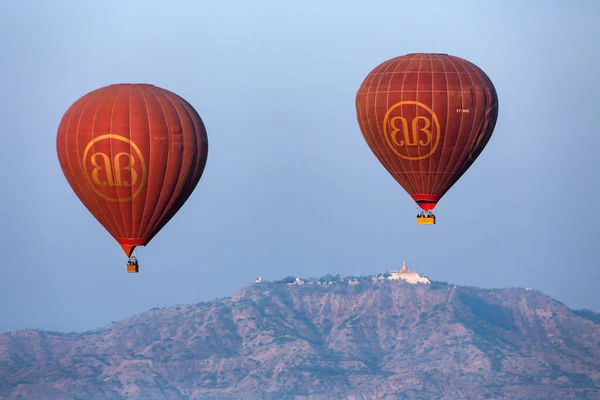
[1,277,599,399]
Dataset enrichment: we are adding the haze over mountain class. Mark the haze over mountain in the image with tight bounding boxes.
[1,272,599,400]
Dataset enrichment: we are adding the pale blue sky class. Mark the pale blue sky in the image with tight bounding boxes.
[0,0,598,333]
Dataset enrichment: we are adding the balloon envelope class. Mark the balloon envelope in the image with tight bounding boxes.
[355,53,498,211]
[56,83,208,256]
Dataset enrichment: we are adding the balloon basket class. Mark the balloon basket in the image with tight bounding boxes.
[417,211,436,225]
[417,217,435,225]
[127,263,139,273]
[127,256,139,273]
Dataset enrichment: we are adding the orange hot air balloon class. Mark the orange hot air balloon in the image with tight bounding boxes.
[355,53,498,224]
[56,84,208,272]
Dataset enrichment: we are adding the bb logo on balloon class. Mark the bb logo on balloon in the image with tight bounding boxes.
[82,134,147,202]
[383,101,441,160]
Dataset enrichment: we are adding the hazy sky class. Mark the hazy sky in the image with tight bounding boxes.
[1,0,598,333]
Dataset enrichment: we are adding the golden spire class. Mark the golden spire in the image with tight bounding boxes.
[401,260,408,273]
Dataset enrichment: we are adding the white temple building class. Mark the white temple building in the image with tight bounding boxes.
[387,261,430,284]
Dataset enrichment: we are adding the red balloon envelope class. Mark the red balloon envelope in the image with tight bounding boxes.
[56,84,208,266]
[355,53,498,224]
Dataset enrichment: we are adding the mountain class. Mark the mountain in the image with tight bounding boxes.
[1,274,599,400]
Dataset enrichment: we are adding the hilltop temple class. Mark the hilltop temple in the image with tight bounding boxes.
[254,261,430,286]
[386,261,430,284]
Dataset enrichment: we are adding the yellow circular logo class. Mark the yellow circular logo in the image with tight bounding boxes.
[383,101,441,160]
[82,134,147,202]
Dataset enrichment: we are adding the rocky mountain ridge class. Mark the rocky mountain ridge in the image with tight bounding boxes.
[1,275,599,399]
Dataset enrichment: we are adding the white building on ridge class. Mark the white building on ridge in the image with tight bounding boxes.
[387,261,430,284]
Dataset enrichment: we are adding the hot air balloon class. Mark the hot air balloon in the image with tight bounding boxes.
[355,53,498,224]
[56,84,208,272]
